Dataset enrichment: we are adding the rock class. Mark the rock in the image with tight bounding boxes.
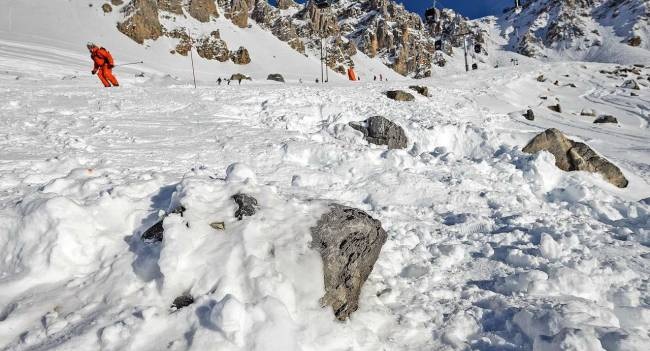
[267,73,285,82]
[187,0,219,22]
[622,79,640,90]
[548,104,562,113]
[523,128,628,188]
[536,74,547,82]
[310,204,387,320]
[171,294,194,310]
[102,3,113,13]
[633,64,645,68]
[276,0,298,10]
[349,116,408,149]
[158,0,183,14]
[141,205,186,242]
[385,90,415,102]
[524,109,535,121]
[409,85,429,97]
[628,36,642,47]
[229,73,251,82]
[117,0,164,44]
[111,0,124,5]
[631,92,639,97]
[594,115,618,124]
[230,0,250,28]
[580,109,596,117]
[232,194,258,220]
[230,47,251,65]
[196,31,230,61]
[210,222,226,230]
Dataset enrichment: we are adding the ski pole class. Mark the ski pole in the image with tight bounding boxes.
[114,61,144,67]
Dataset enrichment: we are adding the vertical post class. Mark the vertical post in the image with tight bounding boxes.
[463,35,469,72]
[320,37,324,84]
[187,29,197,89]
[515,0,520,9]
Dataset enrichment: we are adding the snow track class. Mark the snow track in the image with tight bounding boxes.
[1,56,650,350]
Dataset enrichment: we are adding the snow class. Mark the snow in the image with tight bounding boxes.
[1,1,650,351]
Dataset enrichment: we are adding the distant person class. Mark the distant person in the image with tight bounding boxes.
[379,74,383,81]
[316,78,319,83]
[88,42,118,87]
[217,77,222,85]
[238,78,242,85]
[374,75,377,81]
[227,79,231,85]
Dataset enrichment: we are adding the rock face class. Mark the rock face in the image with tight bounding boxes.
[158,0,183,14]
[349,116,408,149]
[594,115,618,124]
[276,0,298,10]
[230,46,251,64]
[385,90,415,102]
[229,0,250,28]
[310,205,388,320]
[117,0,163,44]
[409,85,429,97]
[267,73,285,82]
[232,193,258,220]
[523,128,628,188]
[188,0,219,22]
[196,31,230,61]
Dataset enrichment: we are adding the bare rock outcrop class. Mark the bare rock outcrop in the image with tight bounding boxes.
[311,205,387,320]
[523,128,628,188]
[188,0,219,22]
[230,46,251,64]
[117,0,163,44]
[349,116,408,149]
[196,30,230,61]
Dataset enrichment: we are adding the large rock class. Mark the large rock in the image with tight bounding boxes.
[117,0,164,44]
[230,0,250,28]
[267,73,285,82]
[349,116,408,149]
[409,85,429,97]
[196,31,230,61]
[310,205,387,321]
[385,90,415,102]
[594,115,618,124]
[230,46,251,64]
[187,0,219,22]
[232,193,258,220]
[523,128,628,188]
[158,0,183,14]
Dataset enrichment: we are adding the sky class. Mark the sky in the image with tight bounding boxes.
[288,0,515,19]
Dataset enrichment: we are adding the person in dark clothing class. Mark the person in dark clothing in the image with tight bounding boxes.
[217,78,222,85]
[238,78,242,85]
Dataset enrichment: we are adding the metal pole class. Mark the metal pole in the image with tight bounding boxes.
[463,36,469,72]
[325,40,329,83]
[320,37,324,84]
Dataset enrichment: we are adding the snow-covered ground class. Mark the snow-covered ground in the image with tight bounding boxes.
[2,33,650,351]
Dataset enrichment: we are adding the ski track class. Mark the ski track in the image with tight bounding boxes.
[1,60,650,351]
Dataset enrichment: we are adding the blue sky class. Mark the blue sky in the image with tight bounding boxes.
[288,1,514,19]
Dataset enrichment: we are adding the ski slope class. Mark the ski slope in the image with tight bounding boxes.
[1,31,650,350]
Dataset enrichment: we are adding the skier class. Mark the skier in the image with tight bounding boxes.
[374,75,377,81]
[238,78,242,85]
[87,42,119,87]
[379,74,383,81]
[217,77,222,85]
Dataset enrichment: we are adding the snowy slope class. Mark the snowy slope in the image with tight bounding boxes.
[2,25,650,350]
[0,0,400,82]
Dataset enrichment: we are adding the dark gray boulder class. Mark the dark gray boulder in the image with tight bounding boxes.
[171,294,194,310]
[349,116,408,149]
[141,205,185,243]
[310,205,387,321]
[524,109,535,121]
[409,85,429,97]
[267,73,285,83]
[385,90,415,102]
[594,115,618,124]
[523,128,628,188]
[230,73,251,81]
[232,193,258,220]
[548,104,562,113]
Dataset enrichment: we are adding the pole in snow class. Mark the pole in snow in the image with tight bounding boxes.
[187,29,197,89]
[114,61,144,67]
[463,35,469,72]
[320,37,324,84]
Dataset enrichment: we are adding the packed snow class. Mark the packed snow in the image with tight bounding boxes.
[1,1,650,351]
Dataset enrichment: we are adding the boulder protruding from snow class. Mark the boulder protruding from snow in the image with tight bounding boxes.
[229,73,252,82]
[230,47,251,65]
[267,73,285,82]
[548,104,562,113]
[349,116,408,149]
[310,204,388,321]
[524,109,535,121]
[594,115,618,124]
[232,193,258,220]
[141,205,186,242]
[523,128,628,188]
[385,90,415,102]
[171,294,194,310]
[622,79,641,90]
[409,85,429,97]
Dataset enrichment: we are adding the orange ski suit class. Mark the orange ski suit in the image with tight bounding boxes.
[91,47,119,87]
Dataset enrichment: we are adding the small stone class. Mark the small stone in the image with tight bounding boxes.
[102,3,112,13]
[548,104,562,113]
[622,79,641,90]
[408,85,429,97]
[594,115,618,124]
[580,109,596,117]
[524,109,535,121]
[141,205,185,243]
[210,222,226,231]
[171,294,194,310]
[232,193,258,220]
[536,75,547,82]
[267,73,285,83]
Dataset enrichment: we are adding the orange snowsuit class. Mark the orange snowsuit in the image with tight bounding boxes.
[91,47,119,87]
